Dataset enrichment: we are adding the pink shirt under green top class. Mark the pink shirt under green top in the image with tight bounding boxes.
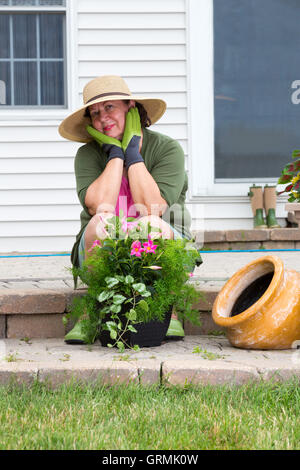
[115,175,140,218]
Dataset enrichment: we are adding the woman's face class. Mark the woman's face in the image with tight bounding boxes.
[89,100,134,140]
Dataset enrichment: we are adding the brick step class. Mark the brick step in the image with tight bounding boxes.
[0,284,223,339]
[193,228,300,251]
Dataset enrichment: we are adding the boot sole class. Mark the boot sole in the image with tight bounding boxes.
[64,339,86,345]
[164,335,184,341]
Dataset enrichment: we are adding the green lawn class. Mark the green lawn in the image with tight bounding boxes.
[0,380,299,450]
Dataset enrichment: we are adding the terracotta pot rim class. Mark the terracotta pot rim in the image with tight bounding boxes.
[212,255,284,325]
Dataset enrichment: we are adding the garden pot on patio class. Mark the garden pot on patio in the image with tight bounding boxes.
[212,255,300,349]
[98,300,173,348]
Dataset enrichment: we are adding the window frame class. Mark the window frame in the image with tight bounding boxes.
[186,0,278,200]
[0,0,76,121]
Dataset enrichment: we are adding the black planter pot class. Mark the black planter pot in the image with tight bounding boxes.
[99,304,172,348]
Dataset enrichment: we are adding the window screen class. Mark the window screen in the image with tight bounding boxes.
[0,1,64,6]
[214,0,300,180]
[0,2,65,106]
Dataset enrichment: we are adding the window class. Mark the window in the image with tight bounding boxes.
[214,0,300,180]
[0,0,66,107]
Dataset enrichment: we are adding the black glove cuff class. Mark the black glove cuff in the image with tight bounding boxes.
[125,154,144,169]
[103,144,124,162]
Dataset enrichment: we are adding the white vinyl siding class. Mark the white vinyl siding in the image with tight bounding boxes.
[0,0,189,253]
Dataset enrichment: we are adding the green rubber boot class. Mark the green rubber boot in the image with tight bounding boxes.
[254,208,268,229]
[263,185,281,228]
[266,208,281,229]
[249,185,267,229]
[64,321,97,345]
[165,318,185,341]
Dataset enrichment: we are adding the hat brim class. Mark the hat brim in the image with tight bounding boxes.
[59,95,166,143]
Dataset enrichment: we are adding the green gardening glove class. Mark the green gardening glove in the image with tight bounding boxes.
[86,125,124,163]
[121,107,143,170]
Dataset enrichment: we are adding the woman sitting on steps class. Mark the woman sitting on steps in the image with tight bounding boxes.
[59,75,198,344]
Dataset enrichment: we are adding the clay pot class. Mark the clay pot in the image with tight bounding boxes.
[212,255,300,349]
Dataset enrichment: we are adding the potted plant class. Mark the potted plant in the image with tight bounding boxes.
[65,214,202,352]
[278,149,300,225]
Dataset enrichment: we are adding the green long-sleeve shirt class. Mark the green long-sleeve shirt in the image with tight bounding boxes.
[71,127,192,267]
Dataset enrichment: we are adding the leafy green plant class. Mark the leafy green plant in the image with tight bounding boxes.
[5,352,20,363]
[65,215,202,351]
[208,330,225,337]
[59,354,71,362]
[278,149,300,202]
[192,346,224,360]
[20,337,32,345]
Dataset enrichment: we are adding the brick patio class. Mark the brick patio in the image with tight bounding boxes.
[193,228,300,251]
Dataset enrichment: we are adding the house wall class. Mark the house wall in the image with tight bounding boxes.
[0,0,193,253]
[0,0,287,254]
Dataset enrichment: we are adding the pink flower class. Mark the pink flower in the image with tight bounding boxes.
[144,265,162,270]
[142,236,158,254]
[188,272,194,277]
[121,217,138,233]
[88,239,102,252]
[130,240,145,257]
[127,221,138,230]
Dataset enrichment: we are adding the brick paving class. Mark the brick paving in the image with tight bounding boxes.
[0,336,299,388]
[0,246,300,387]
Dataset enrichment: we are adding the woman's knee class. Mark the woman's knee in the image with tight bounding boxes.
[85,212,115,249]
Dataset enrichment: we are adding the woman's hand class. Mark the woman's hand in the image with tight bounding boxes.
[122,108,144,169]
[86,125,125,163]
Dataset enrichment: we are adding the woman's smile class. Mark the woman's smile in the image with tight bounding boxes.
[103,124,115,133]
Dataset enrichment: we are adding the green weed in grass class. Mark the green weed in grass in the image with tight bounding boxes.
[0,380,299,450]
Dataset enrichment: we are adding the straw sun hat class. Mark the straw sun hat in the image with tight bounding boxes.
[59,75,167,143]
